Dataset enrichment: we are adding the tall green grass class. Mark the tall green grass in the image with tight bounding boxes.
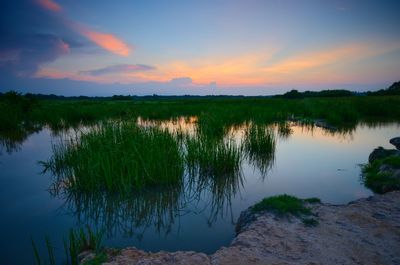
[42,121,184,192]
[185,135,242,179]
[32,226,104,265]
[243,124,276,175]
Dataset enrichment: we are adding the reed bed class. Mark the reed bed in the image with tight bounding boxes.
[185,134,242,179]
[243,123,276,174]
[43,121,184,192]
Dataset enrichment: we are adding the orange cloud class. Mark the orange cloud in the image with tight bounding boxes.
[79,28,132,56]
[36,0,62,12]
[36,0,132,57]
[37,41,399,87]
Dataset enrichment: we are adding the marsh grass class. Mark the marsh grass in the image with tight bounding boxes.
[32,226,104,265]
[243,123,276,175]
[251,194,312,216]
[42,121,184,192]
[185,135,242,179]
[196,114,227,140]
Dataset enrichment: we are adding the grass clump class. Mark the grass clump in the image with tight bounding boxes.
[251,194,312,216]
[185,135,242,178]
[251,194,321,227]
[243,124,276,174]
[304,197,321,204]
[43,121,184,192]
[362,155,400,193]
[32,226,104,265]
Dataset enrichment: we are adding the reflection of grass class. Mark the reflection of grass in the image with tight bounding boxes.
[0,125,41,154]
[42,121,184,192]
[55,186,183,238]
[277,122,292,139]
[243,124,276,175]
[362,156,400,193]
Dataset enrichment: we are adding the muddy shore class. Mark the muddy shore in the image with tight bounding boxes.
[81,191,400,265]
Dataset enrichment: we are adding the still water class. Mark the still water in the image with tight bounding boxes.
[0,120,398,264]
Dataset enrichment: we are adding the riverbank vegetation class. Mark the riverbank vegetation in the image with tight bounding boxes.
[251,194,320,226]
[1,87,400,134]
[362,155,400,193]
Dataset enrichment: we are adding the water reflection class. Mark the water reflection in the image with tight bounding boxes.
[52,186,184,239]
[0,125,41,154]
[243,123,276,176]
[43,116,395,239]
[3,117,399,265]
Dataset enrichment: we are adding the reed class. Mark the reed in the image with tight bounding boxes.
[42,121,184,192]
[31,226,104,265]
[185,135,242,179]
[243,123,276,174]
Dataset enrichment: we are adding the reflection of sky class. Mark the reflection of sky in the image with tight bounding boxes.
[0,122,399,264]
[1,1,400,95]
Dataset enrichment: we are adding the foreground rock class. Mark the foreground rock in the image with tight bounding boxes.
[390,137,400,150]
[89,192,400,265]
[368,146,400,163]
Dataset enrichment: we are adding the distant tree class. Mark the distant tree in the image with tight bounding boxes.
[367,81,400,96]
[282,89,303,99]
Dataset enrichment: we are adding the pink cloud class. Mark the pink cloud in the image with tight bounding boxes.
[35,0,132,57]
[36,0,62,12]
[79,28,132,56]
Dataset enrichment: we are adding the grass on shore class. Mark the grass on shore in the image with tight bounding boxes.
[362,155,400,193]
[251,194,312,216]
[251,194,320,226]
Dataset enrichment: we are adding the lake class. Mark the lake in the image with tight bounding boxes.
[0,119,398,264]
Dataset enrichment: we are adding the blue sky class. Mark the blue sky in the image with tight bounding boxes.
[0,0,399,95]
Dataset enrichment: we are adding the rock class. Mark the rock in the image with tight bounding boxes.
[390,137,400,150]
[98,192,400,265]
[235,208,256,234]
[78,251,95,263]
[102,248,210,265]
[368,147,400,163]
[314,119,337,131]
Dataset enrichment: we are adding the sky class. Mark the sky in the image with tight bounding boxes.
[0,0,399,96]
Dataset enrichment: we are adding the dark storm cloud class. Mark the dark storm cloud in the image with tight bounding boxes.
[81,64,155,76]
[0,0,86,77]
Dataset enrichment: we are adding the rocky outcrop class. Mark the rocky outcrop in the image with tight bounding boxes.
[390,137,400,150]
[87,191,400,265]
[368,146,400,163]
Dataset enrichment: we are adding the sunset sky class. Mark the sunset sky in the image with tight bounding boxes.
[1,0,399,95]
